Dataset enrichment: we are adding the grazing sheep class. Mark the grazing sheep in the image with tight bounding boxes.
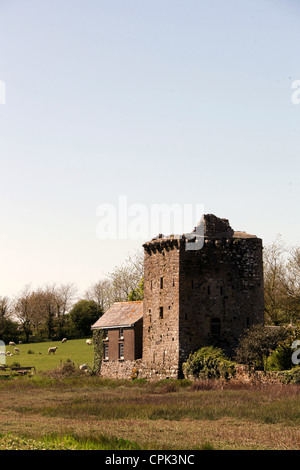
[86,339,92,345]
[48,346,58,354]
[9,342,16,346]
[79,364,88,371]
[61,338,67,343]
[14,348,20,354]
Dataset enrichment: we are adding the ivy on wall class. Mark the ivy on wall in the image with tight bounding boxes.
[92,329,104,374]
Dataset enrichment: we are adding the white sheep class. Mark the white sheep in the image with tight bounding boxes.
[9,342,16,346]
[86,339,92,345]
[79,364,88,371]
[48,346,58,354]
[61,338,67,343]
[14,348,20,354]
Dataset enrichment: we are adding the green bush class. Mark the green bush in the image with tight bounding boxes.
[183,346,236,381]
[267,325,300,371]
[282,367,300,384]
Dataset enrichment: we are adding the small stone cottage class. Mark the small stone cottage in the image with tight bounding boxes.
[91,301,143,378]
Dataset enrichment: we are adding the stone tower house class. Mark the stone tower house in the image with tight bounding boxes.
[142,214,264,378]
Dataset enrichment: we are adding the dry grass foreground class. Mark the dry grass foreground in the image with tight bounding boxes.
[0,371,299,450]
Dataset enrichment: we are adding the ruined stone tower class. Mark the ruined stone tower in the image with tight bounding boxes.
[142,214,264,378]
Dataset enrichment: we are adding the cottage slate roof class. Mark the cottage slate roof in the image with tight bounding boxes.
[91,301,143,329]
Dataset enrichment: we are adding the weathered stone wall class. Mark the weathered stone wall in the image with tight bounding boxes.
[96,215,264,381]
[100,359,139,380]
[142,215,264,377]
[142,239,181,371]
[179,236,264,362]
[99,359,178,381]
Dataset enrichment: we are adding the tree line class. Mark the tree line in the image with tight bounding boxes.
[0,251,143,344]
[0,238,299,344]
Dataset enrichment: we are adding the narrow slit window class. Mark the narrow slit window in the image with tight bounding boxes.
[159,307,164,319]
[211,318,221,338]
[160,277,164,289]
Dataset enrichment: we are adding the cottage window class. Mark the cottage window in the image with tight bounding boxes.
[104,343,109,360]
[119,328,124,339]
[159,307,164,319]
[119,342,124,360]
[104,329,108,340]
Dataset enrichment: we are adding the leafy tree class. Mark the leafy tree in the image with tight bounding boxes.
[264,237,300,325]
[14,285,33,342]
[235,324,288,370]
[128,277,144,301]
[108,251,143,302]
[85,279,114,312]
[69,300,103,337]
[269,325,300,370]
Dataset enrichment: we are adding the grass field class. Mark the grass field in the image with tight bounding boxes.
[0,339,300,450]
[3,338,94,371]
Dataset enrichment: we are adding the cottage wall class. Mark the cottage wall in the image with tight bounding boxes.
[103,327,138,362]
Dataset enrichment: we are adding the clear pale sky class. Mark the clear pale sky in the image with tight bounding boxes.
[0,0,299,298]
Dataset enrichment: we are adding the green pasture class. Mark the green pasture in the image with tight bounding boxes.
[3,339,94,372]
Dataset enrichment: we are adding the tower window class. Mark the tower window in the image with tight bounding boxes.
[160,277,164,289]
[191,280,194,289]
[159,307,164,319]
[220,286,223,295]
[211,318,221,338]
[207,286,211,295]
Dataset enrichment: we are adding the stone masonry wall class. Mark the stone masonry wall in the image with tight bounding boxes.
[142,238,181,372]
[179,236,264,362]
